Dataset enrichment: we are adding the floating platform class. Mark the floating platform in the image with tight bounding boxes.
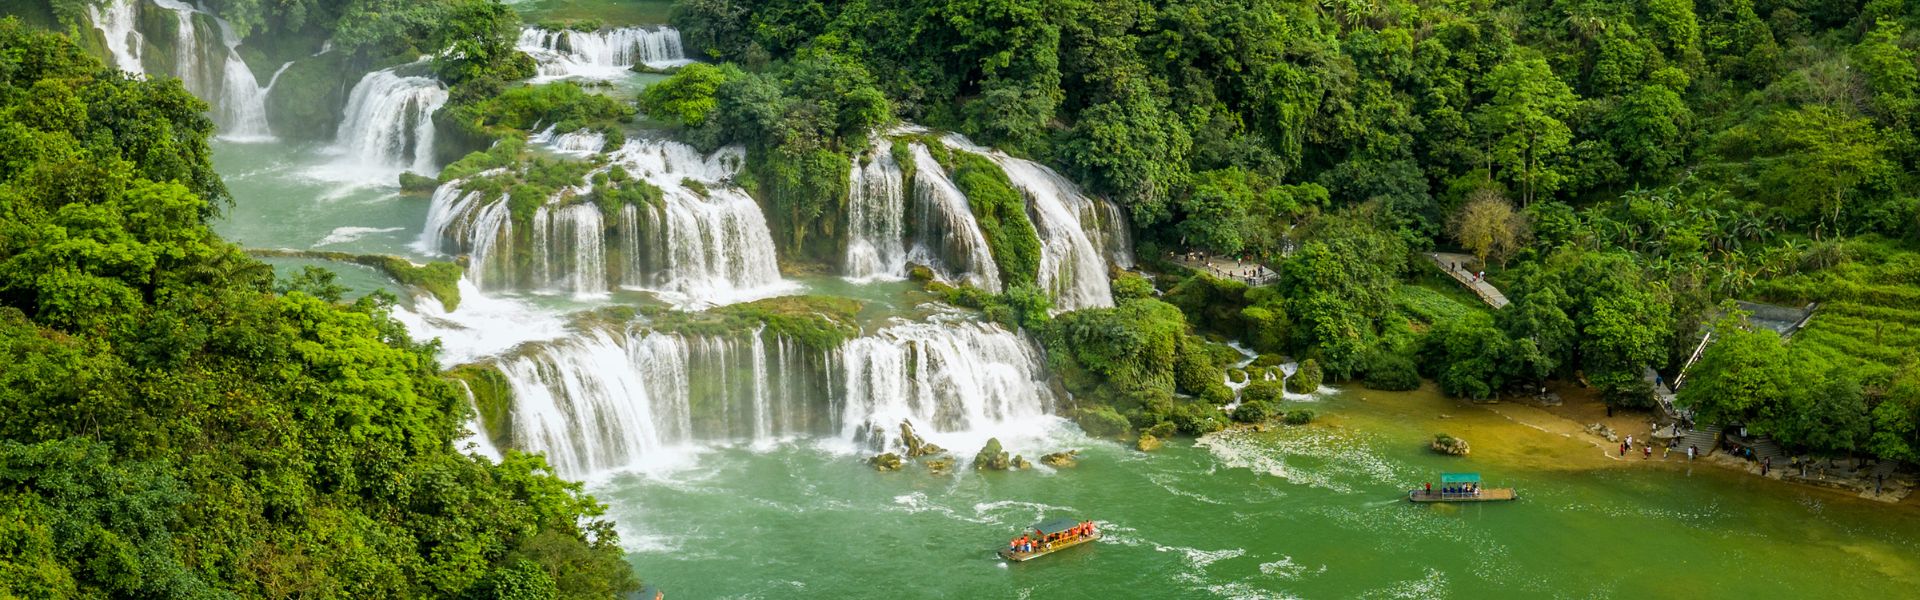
[998,532,1100,562]
[1408,488,1518,503]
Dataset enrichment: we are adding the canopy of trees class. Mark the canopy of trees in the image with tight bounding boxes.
[0,20,634,597]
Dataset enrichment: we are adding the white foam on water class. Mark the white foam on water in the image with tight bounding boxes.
[389,280,569,366]
[316,226,405,246]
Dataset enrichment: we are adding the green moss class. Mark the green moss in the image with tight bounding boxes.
[591,174,663,219]
[948,152,1041,287]
[444,81,635,143]
[681,177,708,198]
[264,52,355,140]
[446,363,514,449]
[441,137,527,182]
[398,172,440,193]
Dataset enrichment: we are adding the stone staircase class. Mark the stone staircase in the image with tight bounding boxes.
[1675,425,1722,456]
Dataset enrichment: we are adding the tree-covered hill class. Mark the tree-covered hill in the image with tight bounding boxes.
[0,19,635,598]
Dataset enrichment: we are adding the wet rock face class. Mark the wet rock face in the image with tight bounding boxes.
[1431,433,1471,456]
[1041,450,1080,468]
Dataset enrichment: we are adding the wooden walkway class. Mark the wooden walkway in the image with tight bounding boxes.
[1428,252,1509,309]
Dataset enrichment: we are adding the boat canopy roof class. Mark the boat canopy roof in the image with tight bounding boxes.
[1031,518,1082,535]
[1440,472,1481,484]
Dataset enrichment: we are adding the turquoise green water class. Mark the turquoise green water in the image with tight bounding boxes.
[602,387,1920,598]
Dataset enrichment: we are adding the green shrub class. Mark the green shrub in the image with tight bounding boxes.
[1364,350,1422,391]
[1242,380,1284,404]
[1284,410,1316,425]
[1232,400,1273,423]
[949,153,1042,287]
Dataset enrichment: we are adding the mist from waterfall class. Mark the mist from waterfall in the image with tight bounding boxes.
[517,26,692,81]
[489,319,1054,478]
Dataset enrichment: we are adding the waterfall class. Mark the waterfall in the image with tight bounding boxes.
[420,141,786,303]
[90,0,274,139]
[209,10,271,140]
[496,327,827,476]
[837,320,1054,439]
[843,145,908,281]
[609,140,786,304]
[329,68,448,180]
[486,319,1053,477]
[905,143,1003,292]
[944,134,1126,311]
[530,125,608,156]
[517,26,691,81]
[89,0,145,74]
[529,203,609,297]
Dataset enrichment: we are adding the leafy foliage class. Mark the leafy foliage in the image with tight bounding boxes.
[0,23,635,597]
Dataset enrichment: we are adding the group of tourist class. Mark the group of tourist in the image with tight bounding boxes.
[1171,250,1273,285]
[1422,482,1480,496]
[1008,522,1097,554]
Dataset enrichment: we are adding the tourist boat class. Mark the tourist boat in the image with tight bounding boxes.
[998,518,1100,562]
[1408,472,1518,503]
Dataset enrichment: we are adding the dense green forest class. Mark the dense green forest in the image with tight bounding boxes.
[0,20,636,598]
[641,0,1920,461]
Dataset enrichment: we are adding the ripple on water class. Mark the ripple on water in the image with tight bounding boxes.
[1196,427,1408,494]
[1358,568,1448,600]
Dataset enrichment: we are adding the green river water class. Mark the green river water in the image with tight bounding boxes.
[210,93,1920,600]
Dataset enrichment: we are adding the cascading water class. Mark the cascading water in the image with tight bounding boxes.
[487,318,1053,478]
[418,140,787,303]
[209,10,271,140]
[517,26,692,81]
[149,0,203,96]
[496,327,828,476]
[530,125,608,156]
[843,145,908,281]
[328,68,448,180]
[612,141,787,303]
[905,143,1004,291]
[944,134,1127,311]
[90,0,145,74]
[837,320,1054,441]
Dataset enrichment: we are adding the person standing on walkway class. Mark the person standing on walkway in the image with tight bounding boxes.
[1688,445,1698,460]
[1643,444,1651,459]
[1762,457,1770,476]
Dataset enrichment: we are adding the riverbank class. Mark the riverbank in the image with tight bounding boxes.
[1457,382,1920,505]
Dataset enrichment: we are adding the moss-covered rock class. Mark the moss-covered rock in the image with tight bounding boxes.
[1231,400,1273,423]
[1040,450,1080,468]
[973,437,1013,470]
[1431,433,1470,456]
[1288,359,1324,394]
[868,452,904,471]
[1135,433,1163,452]
[947,152,1041,287]
[399,171,440,193]
[1284,410,1315,425]
[899,420,945,459]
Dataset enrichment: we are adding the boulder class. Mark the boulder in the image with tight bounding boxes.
[1431,433,1470,456]
[1135,433,1163,452]
[973,438,1013,470]
[900,420,945,458]
[867,452,903,471]
[1013,455,1032,469]
[1585,423,1619,442]
[1040,450,1081,468]
[925,456,955,476]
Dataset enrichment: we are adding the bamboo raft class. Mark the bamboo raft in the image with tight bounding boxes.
[1407,488,1518,503]
[1409,472,1518,503]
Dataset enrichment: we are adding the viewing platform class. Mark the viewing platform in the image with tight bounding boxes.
[1169,252,1278,286]
[1428,252,1508,308]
